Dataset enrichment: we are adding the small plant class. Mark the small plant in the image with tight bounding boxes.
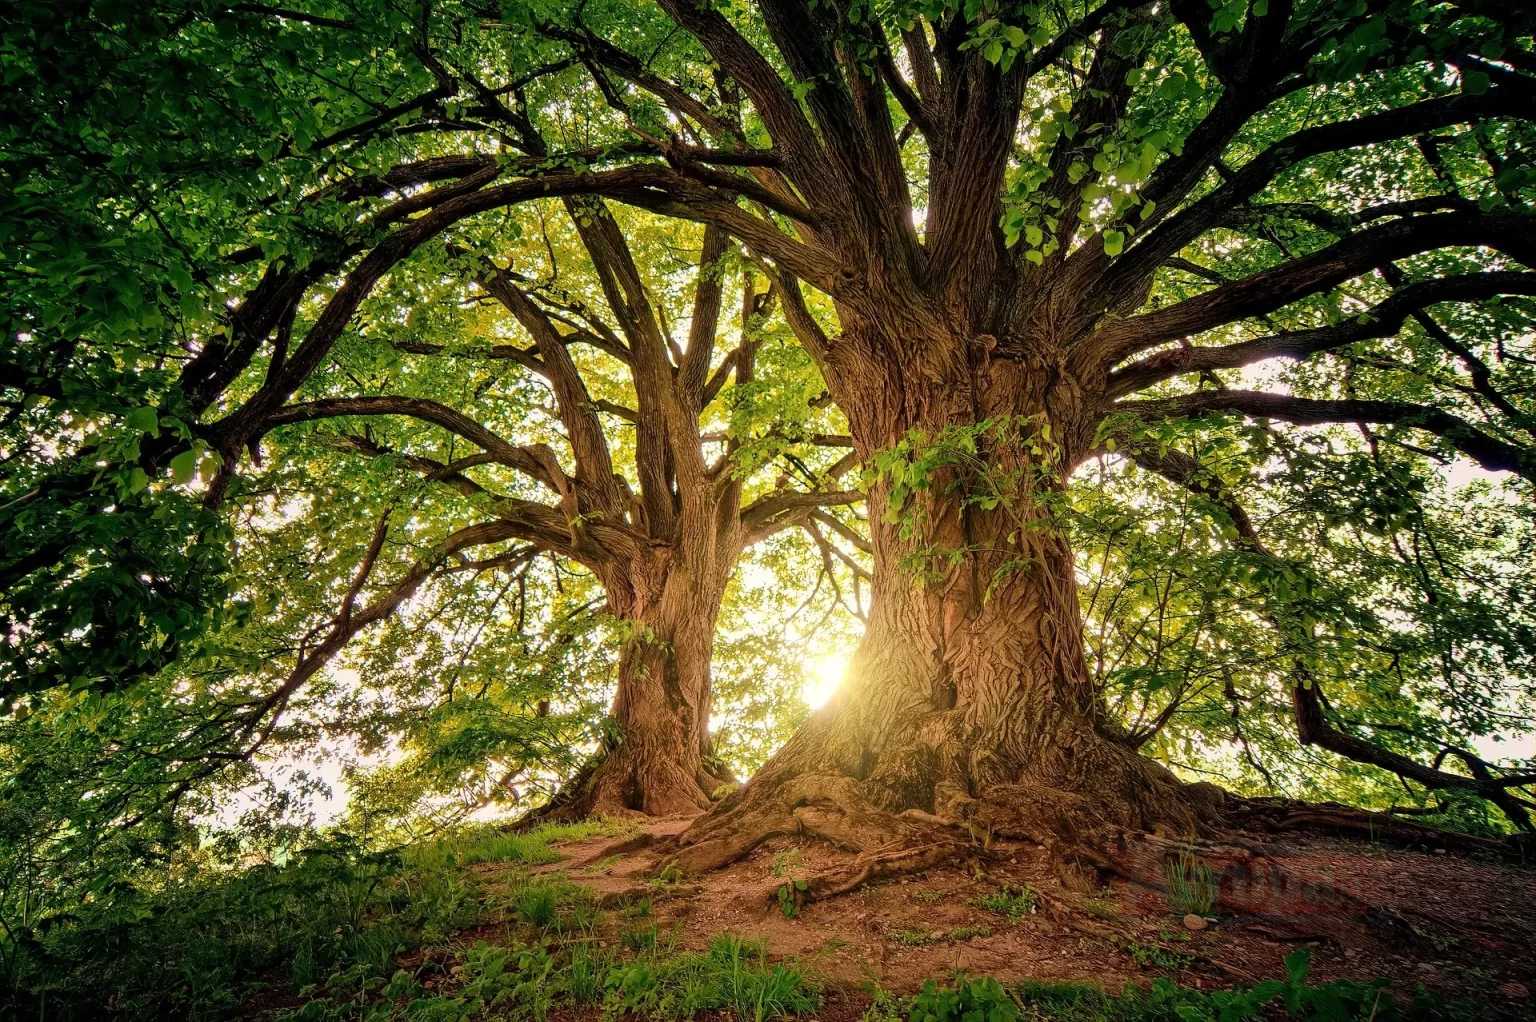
[1164,849,1219,916]
[948,924,992,941]
[1157,923,1192,945]
[621,922,660,952]
[1080,892,1120,920]
[915,889,946,903]
[770,849,803,878]
[516,886,559,928]
[562,902,605,935]
[619,895,653,918]
[861,981,904,1022]
[584,854,622,873]
[909,975,1019,1022]
[651,860,689,889]
[772,848,808,919]
[1110,935,1193,972]
[567,943,613,1002]
[971,884,1037,920]
[887,928,940,946]
[776,880,809,919]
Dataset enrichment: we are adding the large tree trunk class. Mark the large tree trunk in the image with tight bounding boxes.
[542,550,738,820]
[672,320,1224,869]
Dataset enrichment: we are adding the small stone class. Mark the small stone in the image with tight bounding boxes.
[1183,913,1208,931]
[1433,847,1447,855]
[1499,982,1529,1000]
[1417,963,1437,973]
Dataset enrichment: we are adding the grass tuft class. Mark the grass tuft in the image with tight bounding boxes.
[971,884,1038,920]
[1163,849,1218,916]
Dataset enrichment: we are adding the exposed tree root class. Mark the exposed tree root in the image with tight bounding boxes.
[520,744,726,827]
[1223,796,1523,857]
[665,773,958,875]
[805,843,956,902]
[661,752,1534,951]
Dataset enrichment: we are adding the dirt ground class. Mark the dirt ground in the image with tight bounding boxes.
[485,816,1536,1012]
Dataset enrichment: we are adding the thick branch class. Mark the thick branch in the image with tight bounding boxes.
[1105,272,1536,396]
[262,396,563,490]
[1091,211,1536,365]
[738,487,863,548]
[474,265,623,514]
[1116,390,1535,480]
[1104,86,1532,306]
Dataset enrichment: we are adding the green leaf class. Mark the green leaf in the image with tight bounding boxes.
[125,407,159,436]
[1103,230,1125,257]
[170,450,199,485]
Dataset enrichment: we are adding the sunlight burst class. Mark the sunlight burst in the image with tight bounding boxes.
[803,654,849,710]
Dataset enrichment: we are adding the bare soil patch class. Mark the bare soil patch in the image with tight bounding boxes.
[479,816,1536,1011]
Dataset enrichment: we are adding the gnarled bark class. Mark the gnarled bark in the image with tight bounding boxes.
[555,555,738,819]
[672,325,1226,873]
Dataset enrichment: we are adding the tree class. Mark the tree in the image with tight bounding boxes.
[1,0,858,818]
[5,0,1534,866]
[250,205,859,817]
[601,0,1536,872]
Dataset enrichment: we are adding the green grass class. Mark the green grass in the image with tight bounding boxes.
[888,926,991,945]
[515,886,560,927]
[971,884,1038,920]
[1081,893,1120,920]
[943,952,1519,1021]
[406,818,628,871]
[14,819,1520,1022]
[1108,935,1192,972]
[622,921,662,952]
[620,894,654,917]
[603,933,820,1022]
[1163,850,1218,917]
[888,928,941,946]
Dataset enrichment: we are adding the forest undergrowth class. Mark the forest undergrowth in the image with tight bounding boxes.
[5,819,1528,1022]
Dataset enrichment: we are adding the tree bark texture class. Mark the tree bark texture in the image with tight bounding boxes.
[572,546,739,818]
[673,305,1226,870]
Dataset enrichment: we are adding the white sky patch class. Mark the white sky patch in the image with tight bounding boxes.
[1474,729,1536,763]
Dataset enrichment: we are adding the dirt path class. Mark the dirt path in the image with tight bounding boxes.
[480,816,1535,1009]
